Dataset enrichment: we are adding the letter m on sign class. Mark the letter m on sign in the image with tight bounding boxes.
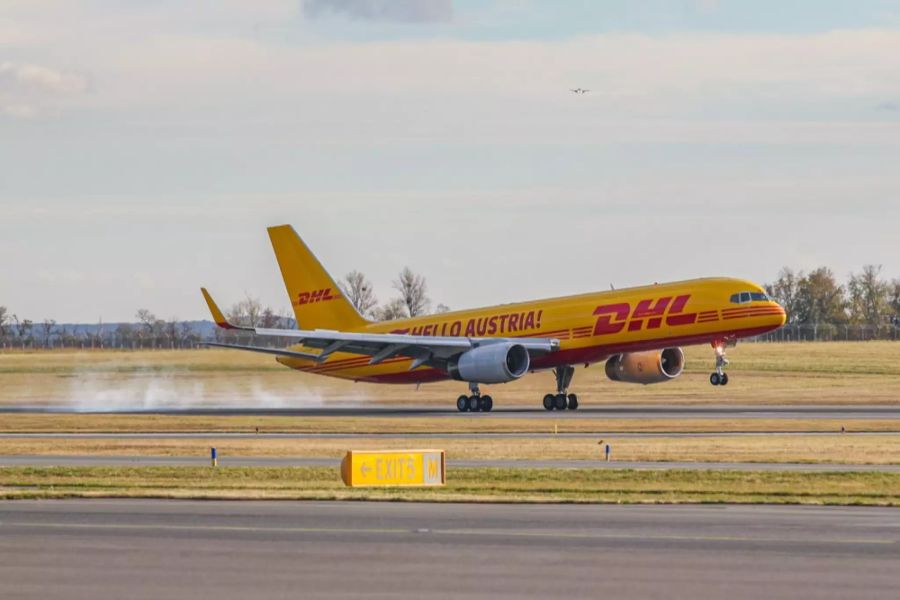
[423,452,443,485]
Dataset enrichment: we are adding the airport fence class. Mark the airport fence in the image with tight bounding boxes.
[751,324,900,342]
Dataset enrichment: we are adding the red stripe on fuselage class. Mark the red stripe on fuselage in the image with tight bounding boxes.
[307,324,779,384]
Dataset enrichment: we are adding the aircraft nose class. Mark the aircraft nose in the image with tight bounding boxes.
[771,301,787,327]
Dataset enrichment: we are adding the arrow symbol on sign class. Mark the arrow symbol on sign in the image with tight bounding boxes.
[360,463,371,477]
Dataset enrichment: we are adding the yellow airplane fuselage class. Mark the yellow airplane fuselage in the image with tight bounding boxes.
[277,277,786,384]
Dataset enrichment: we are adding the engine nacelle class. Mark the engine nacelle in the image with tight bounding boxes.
[605,348,685,385]
[448,343,531,384]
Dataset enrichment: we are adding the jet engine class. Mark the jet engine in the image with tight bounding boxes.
[448,343,531,384]
[605,348,685,385]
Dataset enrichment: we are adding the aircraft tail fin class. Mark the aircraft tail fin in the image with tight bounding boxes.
[267,225,369,331]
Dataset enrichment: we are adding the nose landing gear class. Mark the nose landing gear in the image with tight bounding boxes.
[456,381,493,412]
[709,342,730,386]
[543,365,578,410]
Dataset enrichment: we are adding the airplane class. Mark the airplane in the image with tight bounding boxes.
[201,225,786,412]
[570,88,590,94]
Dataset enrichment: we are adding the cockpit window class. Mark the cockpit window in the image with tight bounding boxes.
[730,291,770,304]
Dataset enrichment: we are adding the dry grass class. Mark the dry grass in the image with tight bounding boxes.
[1,466,898,505]
[1,343,900,408]
[1,413,898,434]
[1,434,898,464]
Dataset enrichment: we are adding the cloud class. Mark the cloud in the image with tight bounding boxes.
[0,61,88,118]
[876,101,899,111]
[303,0,453,23]
[0,61,87,94]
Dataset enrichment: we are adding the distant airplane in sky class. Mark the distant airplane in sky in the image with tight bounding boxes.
[202,225,786,412]
[570,88,590,94]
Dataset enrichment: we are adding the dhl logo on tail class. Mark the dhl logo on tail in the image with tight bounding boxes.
[294,288,341,306]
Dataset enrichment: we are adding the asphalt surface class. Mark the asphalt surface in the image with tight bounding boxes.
[3,404,900,419]
[0,500,897,599]
[2,454,898,472]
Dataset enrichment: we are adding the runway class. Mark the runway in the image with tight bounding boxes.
[0,500,897,599]
[3,404,900,419]
[3,454,899,472]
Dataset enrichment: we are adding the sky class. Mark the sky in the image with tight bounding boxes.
[2,0,900,323]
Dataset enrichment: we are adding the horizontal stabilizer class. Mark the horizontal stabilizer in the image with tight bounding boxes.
[201,288,253,331]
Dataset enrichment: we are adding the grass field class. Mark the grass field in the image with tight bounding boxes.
[2,466,898,505]
[2,413,898,434]
[1,342,900,409]
[1,434,897,464]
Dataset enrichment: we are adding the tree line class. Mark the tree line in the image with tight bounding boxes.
[764,265,900,341]
[2,264,899,349]
[0,266,447,349]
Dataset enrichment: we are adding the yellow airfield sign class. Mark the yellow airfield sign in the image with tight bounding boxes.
[341,450,445,487]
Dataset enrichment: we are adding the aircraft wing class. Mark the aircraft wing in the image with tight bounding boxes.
[200,288,559,369]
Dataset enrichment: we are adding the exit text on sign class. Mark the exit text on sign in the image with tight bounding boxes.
[340,450,445,487]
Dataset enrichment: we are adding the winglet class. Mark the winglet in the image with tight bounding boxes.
[201,288,251,331]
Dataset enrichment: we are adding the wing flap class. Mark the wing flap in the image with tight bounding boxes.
[203,342,322,360]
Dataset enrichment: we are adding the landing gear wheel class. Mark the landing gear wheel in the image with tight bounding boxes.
[548,365,577,411]
[467,395,481,412]
[480,395,494,412]
[710,341,730,388]
[543,394,555,411]
[457,395,470,412]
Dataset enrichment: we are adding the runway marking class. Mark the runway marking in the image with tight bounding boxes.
[1,521,412,536]
[2,521,895,546]
[431,528,898,546]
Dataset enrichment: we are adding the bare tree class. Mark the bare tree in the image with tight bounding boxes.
[848,265,891,326]
[767,268,803,324]
[393,267,430,317]
[372,298,408,321]
[434,303,451,314]
[165,318,180,346]
[340,270,378,317]
[0,306,8,337]
[116,323,135,347]
[136,309,157,336]
[58,325,76,348]
[40,319,56,348]
[227,294,263,327]
[260,307,280,329]
[12,315,34,342]
[179,321,196,345]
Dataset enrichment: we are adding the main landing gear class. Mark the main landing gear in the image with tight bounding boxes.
[543,365,578,410]
[709,341,730,386]
[456,381,494,413]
